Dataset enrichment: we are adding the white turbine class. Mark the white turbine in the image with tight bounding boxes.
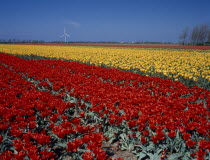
[60,27,70,43]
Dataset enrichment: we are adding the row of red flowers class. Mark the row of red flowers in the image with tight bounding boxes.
[0,52,210,159]
[0,57,111,159]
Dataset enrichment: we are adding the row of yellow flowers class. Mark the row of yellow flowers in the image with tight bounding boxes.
[0,44,210,81]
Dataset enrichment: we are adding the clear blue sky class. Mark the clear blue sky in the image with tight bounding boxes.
[0,0,210,42]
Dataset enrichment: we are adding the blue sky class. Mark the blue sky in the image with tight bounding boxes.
[0,0,210,42]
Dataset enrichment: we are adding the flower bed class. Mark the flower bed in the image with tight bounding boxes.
[0,44,209,90]
[0,53,209,159]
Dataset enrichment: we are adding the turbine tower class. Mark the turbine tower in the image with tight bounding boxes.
[60,27,70,43]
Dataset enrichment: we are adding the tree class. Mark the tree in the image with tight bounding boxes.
[190,24,209,45]
[191,25,199,45]
[208,29,210,42]
[197,24,209,44]
[179,27,189,45]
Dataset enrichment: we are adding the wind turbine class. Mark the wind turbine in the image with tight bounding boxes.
[60,27,70,43]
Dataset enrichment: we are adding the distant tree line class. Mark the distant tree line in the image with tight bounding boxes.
[0,39,45,44]
[179,24,210,46]
[0,39,115,44]
[0,39,174,45]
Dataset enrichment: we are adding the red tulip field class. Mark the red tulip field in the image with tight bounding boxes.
[0,52,209,160]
